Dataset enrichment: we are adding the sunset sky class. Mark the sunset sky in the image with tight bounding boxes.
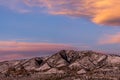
[0,0,120,61]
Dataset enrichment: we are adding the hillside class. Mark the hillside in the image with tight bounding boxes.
[0,50,120,80]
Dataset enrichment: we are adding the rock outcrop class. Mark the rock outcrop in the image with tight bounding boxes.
[0,50,120,80]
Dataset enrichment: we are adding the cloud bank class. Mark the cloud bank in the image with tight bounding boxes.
[99,32,120,45]
[0,41,74,61]
[0,0,120,26]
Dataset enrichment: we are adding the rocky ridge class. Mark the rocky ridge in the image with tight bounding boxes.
[0,50,120,80]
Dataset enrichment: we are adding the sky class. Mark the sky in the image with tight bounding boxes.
[0,0,120,61]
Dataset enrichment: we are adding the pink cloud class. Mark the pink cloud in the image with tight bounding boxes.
[0,54,26,61]
[0,0,120,26]
[0,41,74,51]
[98,32,120,45]
[0,41,74,61]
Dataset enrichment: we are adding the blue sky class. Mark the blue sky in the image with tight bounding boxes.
[0,0,120,61]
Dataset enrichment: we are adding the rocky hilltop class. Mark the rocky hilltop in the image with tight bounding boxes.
[0,50,120,80]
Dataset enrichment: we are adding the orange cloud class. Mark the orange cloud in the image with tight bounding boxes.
[0,0,120,26]
[99,32,120,45]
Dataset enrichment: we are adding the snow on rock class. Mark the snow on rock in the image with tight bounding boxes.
[77,69,86,74]
[36,63,51,71]
[45,68,65,74]
[69,61,80,68]
[97,55,107,62]
[56,59,67,67]
[107,55,120,64]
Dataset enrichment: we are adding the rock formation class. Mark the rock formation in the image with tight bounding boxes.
[0,50,120,80]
